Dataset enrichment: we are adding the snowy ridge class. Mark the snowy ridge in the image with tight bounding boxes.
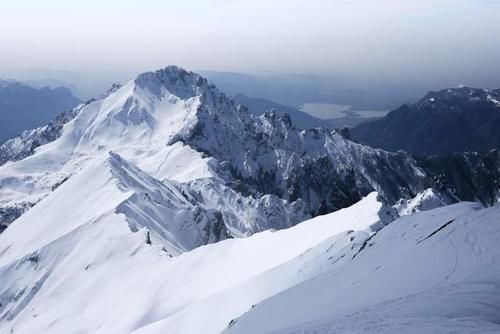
[0,151,225,267]
[108,152,228,254]
[2,190,500,333]
[226,202,500,334]
[0,193,386,333]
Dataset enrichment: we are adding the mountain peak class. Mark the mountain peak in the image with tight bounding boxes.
[134,65,216,100]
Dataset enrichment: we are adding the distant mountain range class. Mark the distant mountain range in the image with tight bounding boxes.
[0,80,80,144]
[201,70,422,111]
[351,87,500,156]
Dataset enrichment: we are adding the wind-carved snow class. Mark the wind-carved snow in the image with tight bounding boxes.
[0,192,386,333]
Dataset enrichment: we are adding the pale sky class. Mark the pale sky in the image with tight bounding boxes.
[1,0,499,87]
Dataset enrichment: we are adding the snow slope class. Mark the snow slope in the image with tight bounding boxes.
[0,192,386,334]
[1,66,498,237]
[2,185,499,334]
[0,151,225,265]
[0,67,308,236]
[225,202,500,334]
[1,66,499,333]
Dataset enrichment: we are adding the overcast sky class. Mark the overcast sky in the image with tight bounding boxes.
[1,0,499,87]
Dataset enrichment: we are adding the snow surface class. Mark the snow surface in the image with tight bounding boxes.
[226,202,500,334]
[2,186,499,334]
[0,191,385,334]
[0,151,229,265]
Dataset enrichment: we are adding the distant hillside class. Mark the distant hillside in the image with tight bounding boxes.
[201,70,421,111]
[234,94,372,129]
[233,93,332,129]
[0,81,80,143]
[351,87,500,156]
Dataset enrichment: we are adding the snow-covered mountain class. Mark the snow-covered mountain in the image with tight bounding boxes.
[1,66,499,235]
[0,67,309,237]
[1,66,500,333]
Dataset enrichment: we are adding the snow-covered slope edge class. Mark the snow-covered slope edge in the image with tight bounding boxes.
[225,202,500,334]
[0,193,386,333]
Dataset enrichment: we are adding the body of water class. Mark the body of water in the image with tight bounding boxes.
[300,103,351,119]
[300,103,389,120]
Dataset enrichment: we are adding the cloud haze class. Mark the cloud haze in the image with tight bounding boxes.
[1,0,499,87]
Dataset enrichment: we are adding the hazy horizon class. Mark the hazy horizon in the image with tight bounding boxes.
[1,0,499,84]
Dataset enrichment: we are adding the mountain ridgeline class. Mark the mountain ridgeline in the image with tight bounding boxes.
[0,67,499,237]
[351,87,500,156]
